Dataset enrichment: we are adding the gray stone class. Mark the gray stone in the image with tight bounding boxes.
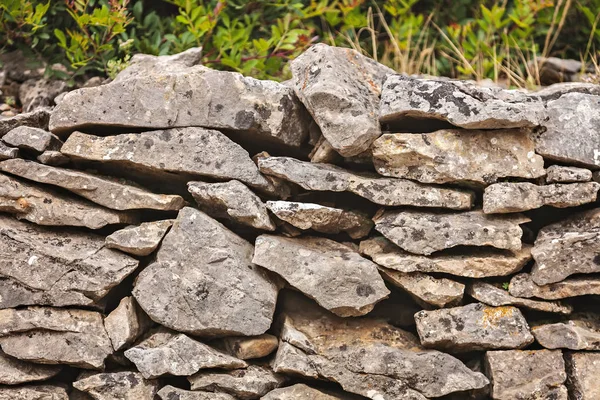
[105,220,173,256]
[103,297,152,351]
[374,209,529,255]
[0,108,50,136]
[0,384,68,400]
[532,314,600,350]
[0,307,113,369]
[133,207,279,337]
[0,349,61,384]
[2,126,61,153]
[360,236,532,278]
[379,75,546,129]
[214,334,279,360]
[534,82,600,101]
[0,142,17,160]
[484,350,567,400]
[546,165,592,183]
[61,129,272,191]
[253,235,389,317]
[189,365,286,399]
[73,371,158,400]
[0,159,186,211]
[261,384,350,400]
[309,135,341,164]
[258,156,474,209]
[372,130,545,185]
[0,215,138,308]
[483,182,599,213]
[564,352,600,399]
[37,150,69,166]
[291,43,393,156]
[415,303,534,351]
[114,47,203,82]
[188,180,275,231]
[124,328,246,379]
[18,78,67,112]
[158,386,236,400]
[509,273,600,300]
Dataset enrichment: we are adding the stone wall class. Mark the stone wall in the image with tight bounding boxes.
[0,44,599,399]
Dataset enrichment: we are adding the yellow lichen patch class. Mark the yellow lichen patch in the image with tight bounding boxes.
[16,197,30,212]
[480,306,515,328]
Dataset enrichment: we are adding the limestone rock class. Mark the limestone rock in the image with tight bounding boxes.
[290,43,393,156]
[114,47,203,82]
[258,156,474,209]
[50,66,309,147]
[189,365,286,399]
[546,165,592,183]
[360,236,532,278]
[374,209,529,255]
[372,130,545,185]
[103,297,152,351]
[468,281,572,315]
[564,352,600,399]
[2,126,61,153]
[105,220,173,256]
[535,82,600,101]
[37,150,69,166]
[214,334,279,360]
[18,78,67,112]
[0,142,18,160]
[0,350,61,385]
[0,384,68,400]
[133,208,279,337]
[266,201,373,239]
[188,180,275,231]
[157,386,236,400]
[0,307,113,369]
[483,182,599,213]
[532,314,600,350]
[124,328,246,379]
[509,273,600,300]
[253,235,389,317]
[73,371,158,400]
[379,75,546,129]
[0,215,139,308]
[61,129,272,191]
[535,93,600,168]
[484,350,567,400]
[415,303,534,351]
[261,384,350,400]
[0,108,50,136]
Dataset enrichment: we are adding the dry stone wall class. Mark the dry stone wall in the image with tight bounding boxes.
[0,43,599,399]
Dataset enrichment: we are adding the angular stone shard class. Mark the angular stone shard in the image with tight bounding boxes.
[50,66,309,147]
[372,130,545,185]
[535,93,600,168]
[266,201,373,239]
[0,350,61,385]
[124,328,246,379]
[0,384,68,400]
[133,208,279,337]
[0,307,113,369]
[258,156,474,209]
[484,350,567,400]
[73,371,159,400]
[415,303,534,351]
[188,180,275,231]
[261,384,350,400]
[374,209,529,255]
[379,75,546,129]
[291,43,393,156]
[0,215,139,308]
[360,236,532,278]
[0,159,186,211]
[0,142,18,160]
[483,182,599,213]
[546,165,592,183]
[189,365,286,399]
[103,297,152,351]
[532,314,600,350]
[214,334,279,360]
[113,46,203,82]
[509,273,600,300]
[564,352,600,399]
[105,220,173,256]
[157,386,236,400]
[37,150,69,166]
[253,235,389,317]
[468,281,572,315]
[2,126,61,153]
[0,108,50,137]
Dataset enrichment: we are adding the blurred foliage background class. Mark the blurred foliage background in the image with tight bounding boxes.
[1,0,599,86]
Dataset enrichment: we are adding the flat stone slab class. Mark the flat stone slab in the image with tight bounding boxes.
[360,236,532,278]
[73,371,159,400]
[103,296,152,351]
[374,209,529,255]
[372,130,545,185]
[258,156,474,209]
[415,303,534,351]
[37,150,69,166]
[253,235,389,316]
[509,273,600,300]
[214,334,279,360]
[546,165,592,183]
[105,220,173,256]
[0,384,68,400]
[564,352,600,399]
[113,46,203,81]
[2,126,61,153]
[158,386,236,400]
[189,365,286,399]
[0,349,61,385]
[0,142,18,160]
[262,384,350,400]
[532,314,600,350]
[0,108,50,137]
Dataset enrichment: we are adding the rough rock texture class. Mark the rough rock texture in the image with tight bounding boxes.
[0,141,18,160]
[0,384,68,400]
[0,108,50,136]
[372,130,545,185]
[188,180,275,231]
[261,384,349,400]
[374,209,529,255]
[113,47,203,82]
[484,350,568,400]
[415,303,534,351]
[158,386,236,400]
[253,235,389,316]
[73,371,159,400]
[0,350,61,384]
[546,165,592,183]
[532,315,600,350]
[483,182,599,213]
[103,296,152,351]
[509,273,600,299]
[2,126,62,153]
[105,220,173,256]
[564,352,600,399]
[258,156,474,209]
[36,150,69,166]
[215,334,279,360]
[18,78,67,112]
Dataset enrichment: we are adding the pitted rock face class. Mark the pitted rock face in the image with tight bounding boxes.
[0,384,69,400]
[113,47,203,82]
[509,273,600,300]
[564,352,600,399]
[532,314,600,350]
[0,108,50,137]
[158,386,237,400]
[73,371,159,400]
[2,126,62,153]
[105,220,173,256]
[0,350,61,385]
[546,165,593,183]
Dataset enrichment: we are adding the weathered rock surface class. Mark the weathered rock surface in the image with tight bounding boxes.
[266,201,373,238]
[0,159,185,211]
[360,236,532,278]
[535,93,600,168]
[290,43,392,156]
[0,108,50,137]
[37,150,69,166]
[509,273,600,299]
[372,130,545,185]
[113,47,203,82]
[261,384,350,400]
[253,235,389,316]
[546,165,592,183]
[379,75,546,129]
[2,126,61,153]
[73,371,158,400]
[532,314,600,350]
[19,78,67,113]
[133,207,279,337]
[0,307,113,369]
[124,328,246,379]
[258,156,474,209]
[374,209,529,255]
[189,365,286,399]
[0,215,138,308]
[483,182,599,213]
[188,180,275,231]
[157,386,236,400]
[214,334,279,360]
[0,384,68,400]
[468,281,572,314]
[564,352,600,399]
[103,297,152,351]
[0,350,61,384]
[0,142,18,160]
[484,350,567,400]
[535,82,600,101]
[415,303,534,351]
[105,220,173,256]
